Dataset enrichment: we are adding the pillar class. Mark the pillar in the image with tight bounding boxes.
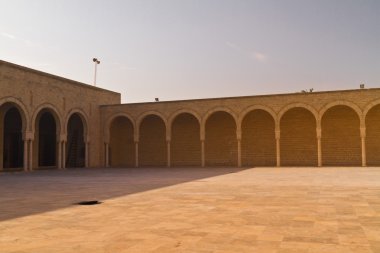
[57,140,62,169]
[62,141,66,169]
[85,142,89,167]
[28,140,33,171]
[135,141,139,168]
[237,129,242,167]
[105,143,109,167]
[167,140,171,167]
[361,127,366,167]
[23,139,28,171]
[275,129,280,167]
[316,127,322,167]
[201,139,205,167]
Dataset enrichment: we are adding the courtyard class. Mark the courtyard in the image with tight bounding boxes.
[0,167,380,253]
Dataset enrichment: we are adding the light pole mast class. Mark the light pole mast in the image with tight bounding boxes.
[93,58,100,86]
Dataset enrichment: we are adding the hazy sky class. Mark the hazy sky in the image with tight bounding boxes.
[1,0,379,103]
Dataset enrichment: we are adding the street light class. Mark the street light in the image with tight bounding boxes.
[93,58,100,86]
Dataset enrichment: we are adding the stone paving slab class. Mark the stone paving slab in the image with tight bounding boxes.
[1,167,380,252]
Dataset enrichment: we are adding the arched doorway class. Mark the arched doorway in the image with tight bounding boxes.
[321,105,361,166]
[109,116,135,167]
[171,113,201,166]
[280,107,317,166]
[35,111,58,168]
[66,113,86,168]
[2,107,23,169]
[139,115,167,166]
[205,111,237,166]
[241,109,276,166]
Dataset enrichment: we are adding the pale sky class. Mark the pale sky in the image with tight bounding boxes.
[1,0,379,103]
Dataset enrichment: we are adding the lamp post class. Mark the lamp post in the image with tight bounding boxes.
[93,58,100,86]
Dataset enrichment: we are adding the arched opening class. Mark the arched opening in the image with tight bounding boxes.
[109,116,135,167]
[241,110,276,166]
[66,113,85,168]
[2,107,23,169]
[139,115,166,167]
[280,107,317,166]
[34,110,58,168]
[365,104,380,165]
[205,111,237,166]
[321,105,361,166]
[171,113,201,166]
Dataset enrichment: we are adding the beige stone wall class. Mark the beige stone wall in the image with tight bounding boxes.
[109,117,134,167]
[0,60,120,169]
[366,105,380,165]
[101,88,380,167]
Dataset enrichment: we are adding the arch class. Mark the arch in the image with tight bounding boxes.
[364,103,380,165]
[321,105,361,166]
[363,98,380,119]
[31,103,62,135]
[136,110,167,130]
[319,100,363,123]
[139,114,167,166]
[109,115,135,167]
[1,107,24,169]
[238,105,277,129]
[168,109,201,128]
[241,109,276,166]
[280,107,318,166]
[205,111,237,166]
[104,112,135,143]
[64,108,89,140]
[171,112,201,166]
[202,106,238,128]
[278,103,318,124]
[66,113,86,168]
[0,96,29,132]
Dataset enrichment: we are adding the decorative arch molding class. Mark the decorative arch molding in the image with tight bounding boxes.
[238,104,277,130]
[64,108,90,142]
[104,112,136,143]
[136,110,168,136]
[201,106,238,127]
[278,103,318,124]
[168,108,201,127]
[0,96,30,132]
[319,100,363,123]
[363,98,380,120]
[31,103,62,135]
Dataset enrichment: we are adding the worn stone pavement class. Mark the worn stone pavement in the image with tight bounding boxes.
[1,167,380,253]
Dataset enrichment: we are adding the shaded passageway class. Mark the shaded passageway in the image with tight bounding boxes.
[321,105,361,166]
[241,109,276,166]
[171,113,201,166]
[66,113,86,168]
[280,108,317,166]
[109,116,135,167]
[139,115,166,166]
[205,111,237,166]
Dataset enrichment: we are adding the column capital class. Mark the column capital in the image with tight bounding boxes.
[236,130,242,141]
[59,134,67,142]
[23,131,34,141]
[316,128,322,139]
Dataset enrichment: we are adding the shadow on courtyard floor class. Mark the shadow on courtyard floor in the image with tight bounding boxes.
[0,167,246,221]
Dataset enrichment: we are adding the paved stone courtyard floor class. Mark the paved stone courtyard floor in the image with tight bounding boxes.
[1,167,380,253]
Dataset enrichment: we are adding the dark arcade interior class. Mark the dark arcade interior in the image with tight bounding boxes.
[3,107,23,169]
[66,113,85,168]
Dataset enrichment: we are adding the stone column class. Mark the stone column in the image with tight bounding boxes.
[167,140,171,168]
[23,139,28,171]
[361,127,366,167]
[57,140,62,169]
[316,127,322,167]
[201,139,205,167]
[237,129,242,167]
[105,143,109,167]
[275,129,280,167]
[135,141,139,168]
[28,140,33,171]
[85,142,89,168]
[62,141,66,169]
